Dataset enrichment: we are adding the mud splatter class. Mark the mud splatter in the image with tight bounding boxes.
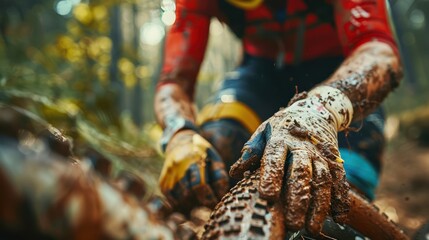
[288,91,308,107]
[259,136,287,200]
[282,150,314,231]
[326,42,402,121]
[306,157,332,235]
[328,160,351,224]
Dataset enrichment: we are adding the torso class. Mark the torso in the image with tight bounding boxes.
[216,0,343,64]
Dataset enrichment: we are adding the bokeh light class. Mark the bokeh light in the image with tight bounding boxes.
[55,0,81,16]
[73,3,93,25]
[161,0,176,12]
[161,11,176,26]
[140,23,165,46]
[55,0,73,16]
[409,9,426,29]
[161,0,176,26]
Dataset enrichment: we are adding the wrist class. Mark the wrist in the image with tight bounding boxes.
[160,116,199,152]
[307,86,353,131]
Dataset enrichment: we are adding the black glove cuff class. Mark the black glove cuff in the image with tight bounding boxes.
[160,117,199,152]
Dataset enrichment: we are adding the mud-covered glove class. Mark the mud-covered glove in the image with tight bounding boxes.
[230,86,354,235]
[159,129,229,212]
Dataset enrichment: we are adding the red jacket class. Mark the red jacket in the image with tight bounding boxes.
[159,0,397,99]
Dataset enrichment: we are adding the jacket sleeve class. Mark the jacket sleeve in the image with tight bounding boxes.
[334,0,399,56]
[158,0,217,100]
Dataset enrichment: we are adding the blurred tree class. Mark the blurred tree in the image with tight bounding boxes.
[109,4,124,122]
[131,3,143,127]
[384,0,429,115]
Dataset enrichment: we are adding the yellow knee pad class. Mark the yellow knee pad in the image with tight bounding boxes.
[197,102,262,133]
[226,0,263,9]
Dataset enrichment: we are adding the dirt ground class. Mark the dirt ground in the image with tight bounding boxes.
[374,139,429,237]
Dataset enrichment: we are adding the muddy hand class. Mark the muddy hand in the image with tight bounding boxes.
[230,86,354,235]
[159,130,229,212]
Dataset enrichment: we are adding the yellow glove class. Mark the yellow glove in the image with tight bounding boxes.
[159,130,229,211]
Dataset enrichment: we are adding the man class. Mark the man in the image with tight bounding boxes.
[155,0,402,235]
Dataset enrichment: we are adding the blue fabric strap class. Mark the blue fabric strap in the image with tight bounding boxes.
[340,148,380,200]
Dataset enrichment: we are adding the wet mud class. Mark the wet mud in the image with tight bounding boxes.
[327,160,350,224]
[326,42,402,121]
[305,158,332,235]
[259,136,287,201]
[228,97,352,234]
[283,150,312,231]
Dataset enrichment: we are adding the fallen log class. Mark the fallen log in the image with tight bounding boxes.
[0,139,174,240]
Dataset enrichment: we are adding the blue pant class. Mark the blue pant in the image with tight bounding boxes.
[200,55,384,200]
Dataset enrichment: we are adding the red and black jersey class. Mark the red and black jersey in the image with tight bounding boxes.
[159,0,398,99]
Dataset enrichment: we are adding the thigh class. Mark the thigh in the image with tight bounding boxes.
[198,58,276,176]
[215,63,281,121]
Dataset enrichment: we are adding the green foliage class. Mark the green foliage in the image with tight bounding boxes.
[0,0,164,193]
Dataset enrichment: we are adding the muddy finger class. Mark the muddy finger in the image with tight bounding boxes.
[284,149,312,231]
[166,175,192,210]
[229,122,269,179]
[258,135,287,201]
[327,160,350,224]
[192,184,219,209]
[208,147,230,199]
[188,164,219,208]
[306,157,332,236]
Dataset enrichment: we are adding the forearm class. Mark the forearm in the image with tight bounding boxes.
[159,0,211,99]
[324,41,402,121]
[155,0,212,129]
